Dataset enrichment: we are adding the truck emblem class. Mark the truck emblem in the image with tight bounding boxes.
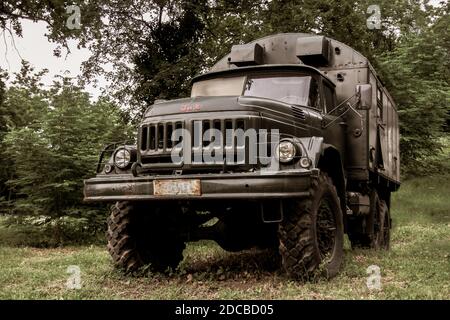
[180,104,201,112]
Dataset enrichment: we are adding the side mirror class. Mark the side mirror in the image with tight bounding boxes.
[356,84,372,110]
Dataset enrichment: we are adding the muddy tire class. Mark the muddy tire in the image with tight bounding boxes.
[348,191,391,250]
[106,201,185,273]
[278,172,344,280]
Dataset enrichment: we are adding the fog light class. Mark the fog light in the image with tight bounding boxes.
[300,157,311,168]
[104,164,113,173]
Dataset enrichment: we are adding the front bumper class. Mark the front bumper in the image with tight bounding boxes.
[83,170,317,202]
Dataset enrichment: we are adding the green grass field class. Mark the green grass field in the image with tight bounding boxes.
[0,174,449,300]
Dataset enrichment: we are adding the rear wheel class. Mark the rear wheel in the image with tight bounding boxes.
[107,201,185,273]
[348,191,391,250]
[376,199,391,249]
[278,172,344,280]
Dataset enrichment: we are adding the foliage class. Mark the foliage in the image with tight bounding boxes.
[0,214,105,247]
[0,64,133,244]
[377,11,450,173]
[0,69,9,200]
[1,0,440,107]
[132,1,207,109]
[0,0,104,54]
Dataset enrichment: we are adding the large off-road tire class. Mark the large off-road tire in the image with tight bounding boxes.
[348,191,391,250]
[278,172,344,280]
[106,201,185,273]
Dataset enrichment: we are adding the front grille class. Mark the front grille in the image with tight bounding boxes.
[140,121,183,153]
[138,117,261,169]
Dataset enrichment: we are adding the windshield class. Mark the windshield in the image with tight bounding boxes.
[191,76,246,97]
[244,76,317,106]
[191,74,319,108]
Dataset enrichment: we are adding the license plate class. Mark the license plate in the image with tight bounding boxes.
[153,179,201,196]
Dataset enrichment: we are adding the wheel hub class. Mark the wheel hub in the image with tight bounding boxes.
[317,197,336,259]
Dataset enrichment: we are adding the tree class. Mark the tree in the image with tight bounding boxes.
[3,75,132,214]
[0,62,50,204]
[0,0,105,54]
[0,69,8,201]
[132,0,207,110]
[377,15,450,172]
[0,68,133,244]
[428,3,450,131]
[1,0,439,109]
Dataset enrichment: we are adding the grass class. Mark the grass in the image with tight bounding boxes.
[0,174,449,299]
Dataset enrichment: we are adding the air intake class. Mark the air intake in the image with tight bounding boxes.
[292,106,307,120]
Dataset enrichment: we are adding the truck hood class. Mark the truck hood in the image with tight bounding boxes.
[144,96,320,121]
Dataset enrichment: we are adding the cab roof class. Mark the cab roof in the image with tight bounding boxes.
[192,64,336,88]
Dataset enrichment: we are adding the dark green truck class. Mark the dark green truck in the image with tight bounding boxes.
[84,33,400,279]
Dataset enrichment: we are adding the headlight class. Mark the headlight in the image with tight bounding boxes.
[275,140,297,163]
[114,148,131,169]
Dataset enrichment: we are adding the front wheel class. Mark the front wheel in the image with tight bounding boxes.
[278,172,344,280]
[106,201,185,273]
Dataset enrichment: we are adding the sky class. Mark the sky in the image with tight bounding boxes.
[0,19,106,100]
[0,0,445,101]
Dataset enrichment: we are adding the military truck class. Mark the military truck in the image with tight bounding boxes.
[84,33,400,279]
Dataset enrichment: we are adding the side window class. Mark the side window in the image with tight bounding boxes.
[308,78,320,109]
[323,83,334,113]
[377,86,383,119]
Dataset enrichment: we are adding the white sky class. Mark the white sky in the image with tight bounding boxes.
[0,1,445,101]
[0,19,107,100]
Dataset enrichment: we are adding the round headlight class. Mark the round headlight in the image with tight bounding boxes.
[114,148,131,169]
[275,140,297,163]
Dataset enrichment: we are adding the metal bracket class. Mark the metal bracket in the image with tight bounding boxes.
[261,200,284,223]
[323,101,364,132]
[131,162,142,177]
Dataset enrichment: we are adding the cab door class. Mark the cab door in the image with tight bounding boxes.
[321,79,346,165]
